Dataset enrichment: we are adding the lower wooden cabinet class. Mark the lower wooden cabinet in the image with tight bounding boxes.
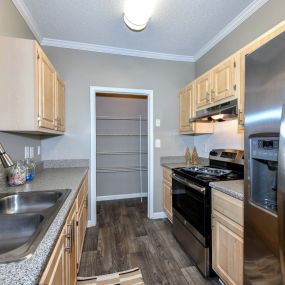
[163,167,173,222]
[77,177,88,268]
[39,174,88,285]
[212,190,244,285]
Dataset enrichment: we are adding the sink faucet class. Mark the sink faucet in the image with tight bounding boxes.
[0,144,14,168]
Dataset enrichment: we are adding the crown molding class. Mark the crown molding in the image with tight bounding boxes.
[13,0,268,63]
[194,0,269,60]
[41,38,195,62]
[12,0,42,42]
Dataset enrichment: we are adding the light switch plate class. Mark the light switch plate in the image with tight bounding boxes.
[155,139,161,148]
[155,119,161,127]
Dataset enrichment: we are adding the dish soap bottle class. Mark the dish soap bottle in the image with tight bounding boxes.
[192,147,199,165]
[185,147,192,166]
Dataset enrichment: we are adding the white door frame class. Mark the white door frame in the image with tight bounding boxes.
[90,86,154,225]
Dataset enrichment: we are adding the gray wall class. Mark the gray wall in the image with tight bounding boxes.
[41,47,195,212]
[193,0,285,158]
[196,0,285,76]
[0,0,41,161]
[96,95,148,197]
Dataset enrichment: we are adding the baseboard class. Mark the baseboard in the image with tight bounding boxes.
[87,220,96,227]
[96,192,148,201]
[151,211,167,219]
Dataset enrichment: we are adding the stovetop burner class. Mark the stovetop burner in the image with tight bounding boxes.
[182,166,232,177]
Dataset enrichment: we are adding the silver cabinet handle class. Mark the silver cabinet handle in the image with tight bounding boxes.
[172,173,205,194]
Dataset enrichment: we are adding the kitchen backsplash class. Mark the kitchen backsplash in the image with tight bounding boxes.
[194,120,244,157]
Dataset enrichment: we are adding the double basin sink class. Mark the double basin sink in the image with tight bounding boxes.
[0,189,70,263]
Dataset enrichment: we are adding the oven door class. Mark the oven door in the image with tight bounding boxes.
[172,173,207,245]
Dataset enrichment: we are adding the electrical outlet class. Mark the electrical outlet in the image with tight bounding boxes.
[29,147,34,159]
[155,139,161,148]
[24,146,29,159]
[155,119,161,127]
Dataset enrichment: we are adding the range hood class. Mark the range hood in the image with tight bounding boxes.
[190,99,238,123]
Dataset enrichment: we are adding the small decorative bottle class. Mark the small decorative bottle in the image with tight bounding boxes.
[185,147,192,166]
[192,147,199,165]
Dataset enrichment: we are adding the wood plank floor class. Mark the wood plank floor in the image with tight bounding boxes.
[78,198,217,285]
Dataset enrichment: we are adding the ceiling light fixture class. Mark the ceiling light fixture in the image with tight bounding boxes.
[123,0,156,32]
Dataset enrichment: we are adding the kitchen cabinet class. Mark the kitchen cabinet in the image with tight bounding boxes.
[0,36,65,134]
[163,167,173,222]
[55,75,65,132]
[212,190,244,285]
[65,202,77,285]
[39,174,88,284]
[39,230,67,285]
[211,56,238,104]
[195,72,211,109]
[179,83,214,135]
[76,175,88,268]
[195,54,239,111]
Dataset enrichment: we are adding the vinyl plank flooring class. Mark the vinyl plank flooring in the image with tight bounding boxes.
[79,198,215,285]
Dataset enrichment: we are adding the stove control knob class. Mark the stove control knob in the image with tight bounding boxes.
[210,150,218,156]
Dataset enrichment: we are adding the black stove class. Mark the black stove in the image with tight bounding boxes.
[171,149,244,277]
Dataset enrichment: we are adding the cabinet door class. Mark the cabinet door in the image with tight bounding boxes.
[55,74,65,132]
[37,48,56,130]
[212,212,243,285]
[211,57,236,103]
[77,193,88,267]
[163,181,172,222]
[65,203,77,285]
[39,232,66,285]
[179,84,195,133]
[195,72,211,109]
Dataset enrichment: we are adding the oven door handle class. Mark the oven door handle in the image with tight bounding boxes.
[172,173,205,194]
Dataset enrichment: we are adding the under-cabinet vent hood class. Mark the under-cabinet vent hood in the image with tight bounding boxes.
[190,99,238,123]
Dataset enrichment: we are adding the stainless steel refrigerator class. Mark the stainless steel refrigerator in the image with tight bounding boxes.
[244,31,285,284]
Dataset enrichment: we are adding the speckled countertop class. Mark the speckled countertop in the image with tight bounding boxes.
[160,156,209,169]
[210,180,244,201]
[0,167,88,285]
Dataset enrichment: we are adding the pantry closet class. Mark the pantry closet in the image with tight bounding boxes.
[96,93,148,203]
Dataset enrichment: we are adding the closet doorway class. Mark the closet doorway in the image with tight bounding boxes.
[90,87,154,226]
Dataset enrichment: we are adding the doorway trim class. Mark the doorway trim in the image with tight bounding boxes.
[90,86,154,225]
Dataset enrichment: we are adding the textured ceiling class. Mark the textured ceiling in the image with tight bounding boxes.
[22,0,258,57]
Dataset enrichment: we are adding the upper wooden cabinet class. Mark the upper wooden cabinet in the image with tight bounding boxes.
[195,72,211,109]
[211,56,237,104]
[195,54,239,112]
[179,83,214,135]
[0,36,65,134]
[55,75,66,132]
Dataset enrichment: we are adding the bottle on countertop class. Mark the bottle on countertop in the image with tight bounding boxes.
[24,147,36,181]
[185,147,192,166]
[192,146,199,165]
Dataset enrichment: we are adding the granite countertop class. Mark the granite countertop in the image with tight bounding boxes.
[0,167,89,285]
[161,156,209,169]
[210,180,244,201]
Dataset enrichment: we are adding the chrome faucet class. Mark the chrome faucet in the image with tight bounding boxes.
[0,144,14,168]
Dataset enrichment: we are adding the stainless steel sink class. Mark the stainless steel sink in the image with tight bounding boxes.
[0,189,71,263]
[0,191,64,214]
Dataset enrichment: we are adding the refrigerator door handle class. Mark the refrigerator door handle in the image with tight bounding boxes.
[278,104,285,282]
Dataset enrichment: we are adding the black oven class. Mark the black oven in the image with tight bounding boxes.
[172,172,212,277]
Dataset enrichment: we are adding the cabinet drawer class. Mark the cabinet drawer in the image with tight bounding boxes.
[163,168,172,184]
[212,190,243,226]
